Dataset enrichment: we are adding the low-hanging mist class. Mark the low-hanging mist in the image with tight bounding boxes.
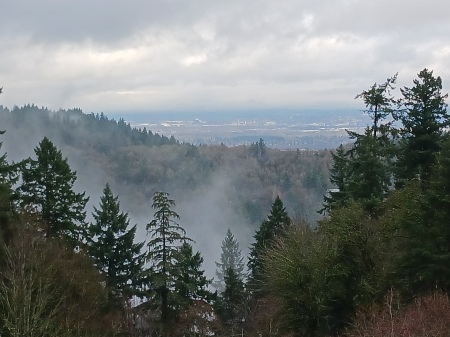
[0,105,332,278]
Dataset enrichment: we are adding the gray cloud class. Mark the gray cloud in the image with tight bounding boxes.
[1,0,450,112]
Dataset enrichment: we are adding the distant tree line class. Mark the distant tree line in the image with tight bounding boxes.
[0,103,332,224]
[0,125,285,335]
[3,68,449,336]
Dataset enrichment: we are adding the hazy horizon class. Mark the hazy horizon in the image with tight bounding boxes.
[2,1,449,113]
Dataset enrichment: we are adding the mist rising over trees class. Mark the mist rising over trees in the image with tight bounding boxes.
[1,68,450,336]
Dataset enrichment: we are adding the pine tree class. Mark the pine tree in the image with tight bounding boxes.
[0,130,19,246]
[19,137,88,244]
[322,75,397,215]
[214,228,245,292]
[421,138,450,291]
[0,86,20,244]
[320,144,350,214]
[249,138,267,160]
[395,68,449,189]
[248,196,290,291]
[355,74,397,138]
[87,183,145,305]
[345,127,392,215]
[218,267,245,327]
[173,242,212,311]
[397,137,450,294]
[145,191,192,335]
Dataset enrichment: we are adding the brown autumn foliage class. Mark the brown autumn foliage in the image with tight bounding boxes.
[0,215,127,337]
[174,300,222,337]
[244,295,287,337]
[345,290,450,337]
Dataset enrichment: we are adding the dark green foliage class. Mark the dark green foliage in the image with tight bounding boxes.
[145,193,214,336]
[0,106,174,158]
[216,267,245,328]
[84,112,177,152]
[87,183,145,305]
[395,68,449,188]
[355,73,397,137]
[264,223,332,336]
[318,204,384,317]
[173,242,212,311]
[145,191,192,334]
[214,228,245,292]
[0,87,11,251]
[323,75,397,216]
[265,208,391,336]
[0,130,18,247]
[395,139,450,294]
[320,144,350,213]
[19,137,88,244]
[249,138,267,160]
[261,70,450,335]
[248,196,290,292]
[425,138,450,289]
[392,182,431,295]
[345,127,392,215]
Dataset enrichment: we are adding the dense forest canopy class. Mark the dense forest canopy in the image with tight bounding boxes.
[1,68,450,336]
[0,104,332,270]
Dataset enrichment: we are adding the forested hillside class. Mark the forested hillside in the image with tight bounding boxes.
[0,104,331,262]
[260,69,450,337]
[2,68,449,336]
[0,97,333,336]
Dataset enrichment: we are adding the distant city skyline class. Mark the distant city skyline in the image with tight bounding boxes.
[1,1,449,114]
[109,108,371,150]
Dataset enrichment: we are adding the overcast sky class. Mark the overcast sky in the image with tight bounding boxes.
[1,0,449,114]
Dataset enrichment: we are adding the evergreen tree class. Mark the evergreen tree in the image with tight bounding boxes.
[0,126,21,308]
[395,68,449,189]
[87,183,145,305]
[323,75,397,215]
[248,196,290,291]
[173,242,212,311]
[249,138,267,160]
[397,138,450,294]
[0,87,20,244]
[421,138,450,291]
[19,137,88,244]
[145,191,192,335]
[355,73,397,137]
[320,144,350,214]
[217,267,245,328]
[214,228,245,292]
[0,130,19,246]
[345,127,392,215]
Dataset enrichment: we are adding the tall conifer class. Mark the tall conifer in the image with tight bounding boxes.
[214,228,245,292]
[87,183,145,304]
[19,137,88,244]
[248,196,290,291]
[395,68,449,189]
[173,242,212,311]
[145,191,192,335]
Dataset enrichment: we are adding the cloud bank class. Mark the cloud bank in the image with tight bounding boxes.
[1,0,449,113]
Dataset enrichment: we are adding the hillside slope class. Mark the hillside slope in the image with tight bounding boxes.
[1,105,332,273]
